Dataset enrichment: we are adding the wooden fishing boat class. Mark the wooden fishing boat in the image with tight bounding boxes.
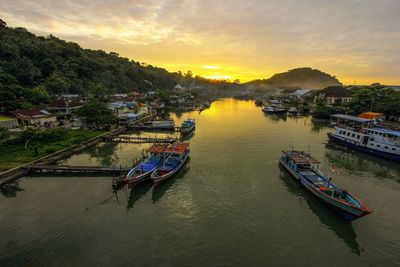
[124,144,169,188]
[279,150,372,221]
[151,142,190,186]
[180,119,195,135]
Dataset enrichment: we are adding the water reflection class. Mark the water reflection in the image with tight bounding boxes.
[152,161,190,203]
[279,167,361,254]
[311,122,332,133]
[180,131,195,141]
[126,181,152,211]
[85,142,120,166]
[325,145,400,180]
[263,113,287,122]
[0,182,24,198]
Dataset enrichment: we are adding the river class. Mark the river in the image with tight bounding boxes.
[1,98,399,266]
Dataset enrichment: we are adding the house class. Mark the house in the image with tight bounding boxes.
[292,89,311,98]
[314,86,352,105]
[48,98,84,115]
[11,109,57,126]
[0,115,18,129]
[146,91,156,98]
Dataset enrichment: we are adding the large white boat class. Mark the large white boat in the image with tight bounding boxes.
[327,114,400,162]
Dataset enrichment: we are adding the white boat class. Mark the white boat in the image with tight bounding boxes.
[327,114,400,162]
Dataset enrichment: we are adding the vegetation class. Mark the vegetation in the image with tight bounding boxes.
[348,84,400,120]
[0,129,103,170]
[0,20,243,113]
[76,101,116,129]
[245,67,341,90]
[312,104,335,119]
[0,127,10,143]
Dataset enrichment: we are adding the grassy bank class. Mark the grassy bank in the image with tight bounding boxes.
[0,129,103,171]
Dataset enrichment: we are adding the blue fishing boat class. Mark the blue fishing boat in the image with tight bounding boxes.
[328,114,400,162]
[279,150,372,221]
[180,119,195,135]
[151,142,190,186]
[124,144,169,188]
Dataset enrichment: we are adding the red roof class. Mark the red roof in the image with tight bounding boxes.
[11,109,53,118]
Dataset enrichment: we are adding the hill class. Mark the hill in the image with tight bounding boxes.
[244,67,342,91]
[0,19,239,112]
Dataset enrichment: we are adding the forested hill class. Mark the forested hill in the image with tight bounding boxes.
[244,67,342,90]
[0,19,188,111]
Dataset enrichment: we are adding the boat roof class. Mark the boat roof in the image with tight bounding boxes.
[147,143,169,153]
[282,150,320,164]
[368,128,400,137]
[166,142,189,154]
[331,114,374,123]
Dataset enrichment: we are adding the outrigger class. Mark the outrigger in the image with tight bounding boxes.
[279,150,372,221]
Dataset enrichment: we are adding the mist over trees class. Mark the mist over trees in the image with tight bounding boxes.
[244,67,342,90]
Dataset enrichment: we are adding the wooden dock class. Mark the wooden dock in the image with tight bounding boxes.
[104,136,178,144]
[24,165,130,176]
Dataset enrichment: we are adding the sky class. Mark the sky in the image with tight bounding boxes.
[1,0,400,84]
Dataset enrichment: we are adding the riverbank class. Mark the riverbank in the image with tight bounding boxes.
[0,130,104,171]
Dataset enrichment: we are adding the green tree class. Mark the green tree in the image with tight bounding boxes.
[44,72,69,94]
[77,101,116,129]
[0,127,10,144]
[17,127,40,149]
[28,85,50,104]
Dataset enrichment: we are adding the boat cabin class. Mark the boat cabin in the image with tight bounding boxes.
[281,150,320,172]
[330,114,375,132]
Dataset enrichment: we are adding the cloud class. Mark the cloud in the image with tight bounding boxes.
[1,0,400,83]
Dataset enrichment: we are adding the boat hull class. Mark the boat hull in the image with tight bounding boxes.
[127,169,154,188]
[327,132,400,162]
[181,125,195,135]
[151,153,189,186]
[279,158,370,221]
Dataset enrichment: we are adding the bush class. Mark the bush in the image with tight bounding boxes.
[312,104,333,119]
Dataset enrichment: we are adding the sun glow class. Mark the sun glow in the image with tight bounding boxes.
[203,65,221,70]
[204,75,232,80]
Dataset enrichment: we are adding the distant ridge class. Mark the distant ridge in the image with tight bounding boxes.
[244,67,342,90]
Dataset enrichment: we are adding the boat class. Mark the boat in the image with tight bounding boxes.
[262,105,286,114]
[180,119,195,135]
[124,144,170,188]
[151,142,190,186]
[327,114,400,162]
[136,120,175,130]
[279,150,372,221]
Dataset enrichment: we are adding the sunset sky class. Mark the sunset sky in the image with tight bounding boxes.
[1,0,400,84]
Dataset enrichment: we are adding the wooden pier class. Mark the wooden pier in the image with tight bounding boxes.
[104,136,178,144]
[24,165,130,176]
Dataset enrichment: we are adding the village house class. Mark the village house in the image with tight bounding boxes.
[313,86,353,105]
[48,98,84,115]
[11,109,57,126]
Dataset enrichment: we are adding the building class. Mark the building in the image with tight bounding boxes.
[48,98,84,115]
[0,115,18,129]
[11,109,57,126]
[314,86,352,105]
[292,89,311,98]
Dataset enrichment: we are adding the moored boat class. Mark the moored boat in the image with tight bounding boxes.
[124,144,169,188]
[327,114,400,162]
[180,119,195,135]
[151,142,190,186]
[135,120,175,130]
[279,150,372,221]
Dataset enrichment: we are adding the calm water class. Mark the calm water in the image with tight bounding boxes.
[1,99,400,266]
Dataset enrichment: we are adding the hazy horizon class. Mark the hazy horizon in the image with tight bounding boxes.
[1,0,400,85]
